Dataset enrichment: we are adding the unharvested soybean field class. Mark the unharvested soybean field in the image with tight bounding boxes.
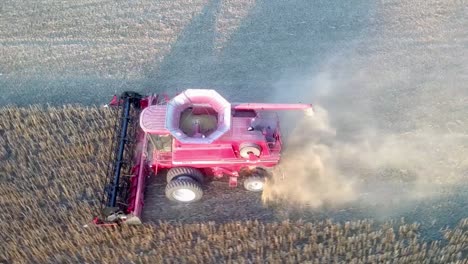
[1,0,467,263]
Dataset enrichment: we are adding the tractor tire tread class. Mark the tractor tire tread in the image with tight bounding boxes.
[166,167,204,183]
[165,179,203,202]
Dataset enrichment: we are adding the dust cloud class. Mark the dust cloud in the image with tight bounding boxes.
[262,64,468,210]
[262,105,357,208]
[261,0,468,210]
[263,100,468,210]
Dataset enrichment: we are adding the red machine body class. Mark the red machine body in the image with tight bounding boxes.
[96,89,312,225]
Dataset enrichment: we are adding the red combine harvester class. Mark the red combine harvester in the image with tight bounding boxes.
[94,89,312,225]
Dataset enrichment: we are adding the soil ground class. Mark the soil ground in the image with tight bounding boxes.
[1,0,467,256]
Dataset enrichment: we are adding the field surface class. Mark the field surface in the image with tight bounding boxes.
[0,0,467,263]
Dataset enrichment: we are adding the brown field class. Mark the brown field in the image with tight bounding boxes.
[1,0,467,262]
[0,106,467,263]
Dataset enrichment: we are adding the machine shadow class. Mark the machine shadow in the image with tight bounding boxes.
[140,0,374,223]
[141,0,221,95]
[144,0,372,101]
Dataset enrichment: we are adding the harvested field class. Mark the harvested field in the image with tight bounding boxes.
[1,0,467,262]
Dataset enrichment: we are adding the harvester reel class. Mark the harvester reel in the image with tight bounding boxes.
[239,143,262,159]
[166,167,205,184]
[165,178,203,203]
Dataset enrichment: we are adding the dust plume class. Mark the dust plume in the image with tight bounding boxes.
[262,0,467,210]
[263,55,467,210]
[262,105,357,208]
[263,100,468,209]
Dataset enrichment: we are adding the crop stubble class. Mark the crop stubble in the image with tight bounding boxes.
[0,106,467,263]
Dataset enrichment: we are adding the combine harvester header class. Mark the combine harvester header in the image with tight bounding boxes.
[94,89,312,225]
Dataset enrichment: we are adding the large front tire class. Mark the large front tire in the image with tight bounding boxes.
[165,179,203,203]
